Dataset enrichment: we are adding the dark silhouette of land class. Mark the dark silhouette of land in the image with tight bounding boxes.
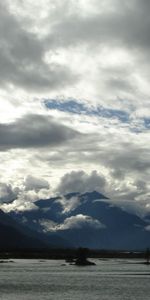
[75,248,96,265]
[144,248,150,265]
[0,247,149,262]
[7,191,150,251]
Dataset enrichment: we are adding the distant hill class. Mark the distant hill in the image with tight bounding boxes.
[7,191,150,250]
[0,209,47,249]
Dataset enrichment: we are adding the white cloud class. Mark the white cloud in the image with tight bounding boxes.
[2,198,38,213]
[40,214,105,232]
[0,182,18,204]
[145,225,150,232]
[0,175,52,212]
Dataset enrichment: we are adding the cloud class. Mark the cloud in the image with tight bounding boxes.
[145,225,150,232]
[24,175,50,191]
[0,114,80,151]
[0,184,52,213]
[59,195,80,213]
[0,174,52,212]
[0,182,18,204]
[1,197,39,213]
[49,0,150,53]
[40,214,105,232]
[0,0,149,215]
[0,1,78,92]
[57,170,106,195]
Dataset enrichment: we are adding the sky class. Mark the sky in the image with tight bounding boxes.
[0,0,150,214]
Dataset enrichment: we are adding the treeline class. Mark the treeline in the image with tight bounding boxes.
[0,248,148,260]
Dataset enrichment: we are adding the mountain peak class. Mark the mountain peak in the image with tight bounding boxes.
[80,190,109,201]
[64,192,80,199]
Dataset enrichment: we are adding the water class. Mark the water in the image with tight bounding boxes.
[0,258,150,300]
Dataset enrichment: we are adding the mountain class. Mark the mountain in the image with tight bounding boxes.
[8,191,150,250]
[0,209,71,249]
[0,209,47,249]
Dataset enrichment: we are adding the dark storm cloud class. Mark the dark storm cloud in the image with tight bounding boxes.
[0,2,77,91]
[35,126,149,182]
[103,146,149,176]
[1,0,150,94]
[49,0,150,54]
[0,114,80,150]
[71,143,149,177]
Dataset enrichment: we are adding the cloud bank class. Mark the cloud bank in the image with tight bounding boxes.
[0,0,149,214]
[40,214,105,232]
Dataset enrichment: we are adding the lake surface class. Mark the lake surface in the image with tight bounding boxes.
[0,258,150,300]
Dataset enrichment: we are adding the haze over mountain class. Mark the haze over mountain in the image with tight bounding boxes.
[0,208,72,250]
[8,191,150,250]
[0,209,47,249]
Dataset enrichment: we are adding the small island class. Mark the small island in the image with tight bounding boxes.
[144,248,150,265]
[75,248,96,266]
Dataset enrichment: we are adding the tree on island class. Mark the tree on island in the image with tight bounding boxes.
[145,248,150,264]
[75,247,96,266]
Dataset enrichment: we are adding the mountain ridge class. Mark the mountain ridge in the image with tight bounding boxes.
[6,191,150,250]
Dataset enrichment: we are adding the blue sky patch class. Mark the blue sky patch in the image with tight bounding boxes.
[144,118,150,129]
[44,99,130,123]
